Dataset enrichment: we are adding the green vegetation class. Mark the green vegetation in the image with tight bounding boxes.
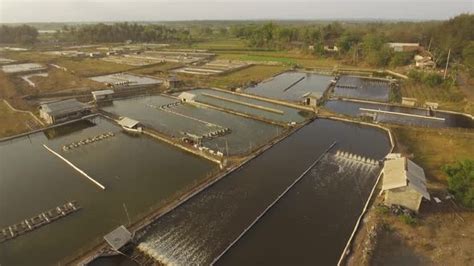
[0,101,33,137]
[0,25,38,44]
[443,160,474,208]
[58,23,193,44]
[399,214,418,226]
[194,65,286,89]
[391,126,474,183]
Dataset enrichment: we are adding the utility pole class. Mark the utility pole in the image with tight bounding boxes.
[123,203,131,226]
[427,37,433,52]
[444,48,451,80]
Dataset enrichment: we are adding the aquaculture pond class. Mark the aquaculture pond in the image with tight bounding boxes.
[191,89,309,123]
[245,71,334,102]
[102,95,284,155]
[333,75,391,102]
[137,119,391,265]
[0,117,216,265]
[325,100,474,128]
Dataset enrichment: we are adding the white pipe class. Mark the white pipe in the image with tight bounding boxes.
[43,144,106,190]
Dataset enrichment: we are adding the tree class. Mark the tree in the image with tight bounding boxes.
[443,160,474,208]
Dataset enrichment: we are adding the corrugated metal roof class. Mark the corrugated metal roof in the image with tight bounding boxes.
[40,99,91,117]
[118,117,140,128]
[382,156,430,200]
[104,225,132,251]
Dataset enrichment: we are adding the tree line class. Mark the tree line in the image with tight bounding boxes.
[0,25,38,44]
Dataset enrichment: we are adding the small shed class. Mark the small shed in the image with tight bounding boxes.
[178,92,196,102]
[387,43,421,52]
[118,117,141,131]
[39,99,92,124]
[104,225,132,251]
[164,76,183,89]
[382,155,430,212]
[92,89,114,102]
[401,97,417,107]
[302,92,323,107]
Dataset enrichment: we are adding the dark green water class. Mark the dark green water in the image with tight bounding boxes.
[0,117,216,265]
[137,118,391,265]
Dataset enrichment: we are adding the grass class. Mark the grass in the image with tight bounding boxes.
[130,62,183,76]
[391,126,474,183]
[30,69,106,92]
[191,38,248,50]
[216,51,341,68]
[55,58,133,77]
[0,100,34,137]
[190,65,287,89]
[400,81,472,114]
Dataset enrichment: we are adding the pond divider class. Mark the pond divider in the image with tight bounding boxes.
[360,107,446,121]
[43,144,106,190]
[202,93,284,114]
[283,76,305,92]
[210,141,338,265]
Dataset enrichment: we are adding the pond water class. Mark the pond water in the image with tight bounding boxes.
[325,100,474,128]
[191,89,309,124]
[333,76,391,102]
[245,71,334,102]
[137,119,391,265]
[102,95,284,155]
[0,117,216,265]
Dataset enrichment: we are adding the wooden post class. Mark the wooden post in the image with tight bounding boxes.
[444,48,451,80]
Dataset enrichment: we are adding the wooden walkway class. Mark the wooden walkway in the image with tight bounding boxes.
[0,201,81,243]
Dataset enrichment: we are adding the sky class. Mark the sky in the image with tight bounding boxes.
[0,0,472,23]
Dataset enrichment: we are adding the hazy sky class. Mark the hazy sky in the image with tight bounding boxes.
[0,0,472,23]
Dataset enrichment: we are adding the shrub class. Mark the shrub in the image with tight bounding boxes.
[443,160,474,208]
[399,214,417,226]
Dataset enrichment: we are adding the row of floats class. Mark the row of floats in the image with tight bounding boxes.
[62,132,115,151]
[0,201,81,243]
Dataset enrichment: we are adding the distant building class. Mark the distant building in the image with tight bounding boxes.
[178,92,196,102]
[164,76,183,89]
[401,97,417,107]
[302,92,323,107]
[387,43,421,52]
[89,52,102,58]
[92,89,114,102]
[103,225,132,251]
[39,99,93,124]
[382,154,430,212]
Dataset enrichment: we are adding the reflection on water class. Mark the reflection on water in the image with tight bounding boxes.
[0,117,216,265]
[325,100,474,128]
[137,119,391,265]
[218,154,381,265]
[245,71,334,102]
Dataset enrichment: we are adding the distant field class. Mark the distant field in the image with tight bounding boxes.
[392,126,474,183]
[0,100,35,137]
[56,58,133,77]
[30,69,106,92]
[400,82,472,114]
[130,62,183,76]
[216,51,340,68]
[192,65,287,89]
[191,38,248,50]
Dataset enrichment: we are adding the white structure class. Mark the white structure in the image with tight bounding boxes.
[92,89,114,102]
[104,226,132,251]
[382,154,430,212]
[39,99,92,124]
[118,117,142,132]
[2,63,46,74]
[387,43,421,52]
[302,92,323,107]
[178,92,196,102]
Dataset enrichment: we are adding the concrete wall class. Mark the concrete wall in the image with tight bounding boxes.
[384,187,422,212]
